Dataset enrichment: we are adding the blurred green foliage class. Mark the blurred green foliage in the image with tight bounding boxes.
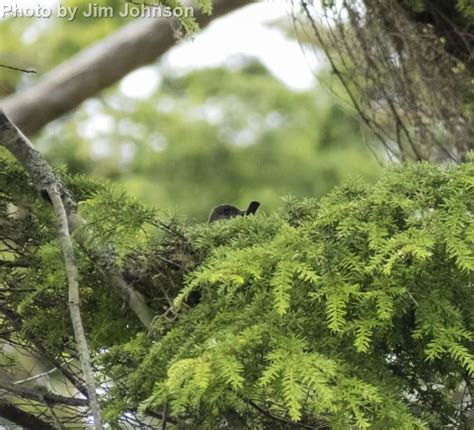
[0,0,208,96]
[1,2,380,221]
[35,62,380,221]
[0,1,129,95]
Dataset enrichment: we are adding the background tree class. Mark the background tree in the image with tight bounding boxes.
[296,0,473,162]
[35,62,380,220]
[0,0,250,134]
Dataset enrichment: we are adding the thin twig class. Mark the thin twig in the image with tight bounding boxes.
[161,401,168,430]
[0,302,89,397]
[47,403,65,430]
[0,63,37,74]
[14,366,61,385]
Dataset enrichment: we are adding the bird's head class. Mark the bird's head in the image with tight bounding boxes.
[208,204,244,222]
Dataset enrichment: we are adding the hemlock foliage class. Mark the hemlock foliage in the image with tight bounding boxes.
[1,149,473,428]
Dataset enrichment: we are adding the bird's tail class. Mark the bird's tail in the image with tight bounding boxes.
[246,201,260,215]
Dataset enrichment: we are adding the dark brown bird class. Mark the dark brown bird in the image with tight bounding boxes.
[208,201,260,223]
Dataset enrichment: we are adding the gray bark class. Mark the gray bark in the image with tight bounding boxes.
[0,379,88,407]
[0,110,155,328]
[48,185,103,429]
[1,0,252,135]
[0,400,56,429]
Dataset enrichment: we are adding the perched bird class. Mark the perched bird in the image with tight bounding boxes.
[208,201,260,223]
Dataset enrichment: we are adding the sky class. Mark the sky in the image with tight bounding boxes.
[161,2,318,91]
[0,0,319,98]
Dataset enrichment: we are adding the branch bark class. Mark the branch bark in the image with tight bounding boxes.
[47,185,102,429]
[1,0,252,136]
[0,110,155,328]
[0,400,55,430]
[0,379,88,407]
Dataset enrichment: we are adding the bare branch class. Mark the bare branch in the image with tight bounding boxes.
[14,367,63,386]
[1,0,252,136]
[47,403,65,430]
[0,258,31,268]
[0,64,37,74]
[296,0,472,162]
[47,185,102,428]
[0,379,88,407]
[0,400,55,430]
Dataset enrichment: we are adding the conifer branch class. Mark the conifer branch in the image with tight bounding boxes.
[0,109,155,328]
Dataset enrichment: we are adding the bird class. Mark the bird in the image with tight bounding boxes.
[208,201,260,222]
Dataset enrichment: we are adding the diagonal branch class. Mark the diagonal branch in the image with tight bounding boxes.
[0,400,55,430]
[1,0,252,136]
[0,64,37,74]
[0,110,155,328]
[0,379,88,407]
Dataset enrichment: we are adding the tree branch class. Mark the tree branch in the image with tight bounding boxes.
[0,379,88,407]
[0,64,37,74]
[0,110,155,328]
[0,258,31,268]
[47,185,103,429]
[0,400,55,430]
[0,302,89,398]
[1,0,252,136]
